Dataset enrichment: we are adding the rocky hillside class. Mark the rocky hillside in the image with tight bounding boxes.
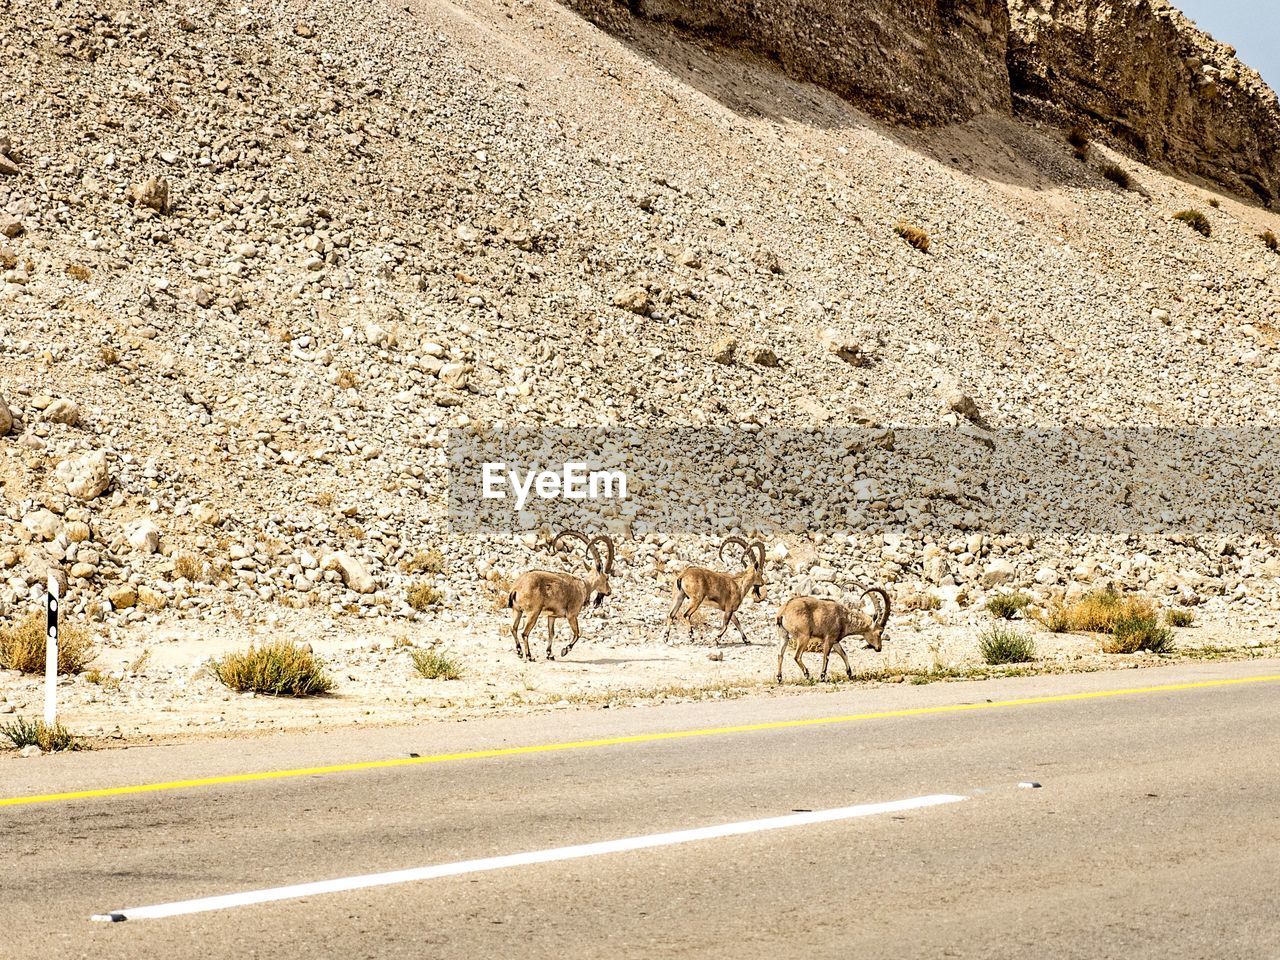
[2,0,1280,661]
[1009,0,1280,207]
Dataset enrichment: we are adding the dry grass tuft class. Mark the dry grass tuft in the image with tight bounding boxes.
[173,552,202,582]
[1100,164,1133,190]
[403,549,445,575]
[0,611,95,674]
[64,263,92,281]
[212,641,332,696]
[894,222,930,253]
[1173,209,1212,237]
[412,649,461,680]
[985,592,1031,620]
[1261,229,1279,253]
[335,369,358,390]
[407,582,444,612]
[0,716,81,752]
[1066,125,1089,160]
[1038,590,1173,654]
[1165,607,1196,628]
[978,624,1036,664]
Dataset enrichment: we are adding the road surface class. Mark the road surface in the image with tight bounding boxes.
[3,660,1279,959]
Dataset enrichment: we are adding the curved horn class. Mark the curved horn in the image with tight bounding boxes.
[592,534,615,575]
[719,536,751,566]
[552,530,601,571]
[750,540,766,570]
[859,587,891,632]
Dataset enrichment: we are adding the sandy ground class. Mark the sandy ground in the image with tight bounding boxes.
[2,601,1277,749]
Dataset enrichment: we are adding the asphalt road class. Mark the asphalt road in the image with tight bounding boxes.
[3,660,1279,960]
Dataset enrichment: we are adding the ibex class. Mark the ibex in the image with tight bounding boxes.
[775,587,890,682]
[664,536,766,644]
[508,530,614,662]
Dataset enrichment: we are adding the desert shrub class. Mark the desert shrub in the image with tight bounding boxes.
[99,345,120,366]
[64,263,92,281]
[1035,590,1159,637]
[212,641,332,696]
[412,649,461,680]
[173,552,202,582]
[986,592,1031,620]
[1067,125,1089,159]
[1100,164,1133,190]
[900,591,941,612]
[1261,230,1278,252]
[1207,198,1221,208]
[313,490,335,507]
[0,611,94,674]
[403,549,444,575]
[1104,612,1174,654]
[1038,603,1073,634]
[894,222,930,253]
[407,582,444,611]
[1174,209,1212,237]
[979,625,1036,664]
[0,716,80,752]
[335,369,357,390]
[1165,608,1195,628]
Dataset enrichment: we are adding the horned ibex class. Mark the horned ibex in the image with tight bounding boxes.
[508,530,615,662]
[775,587,890,682]
[663,536,766,644]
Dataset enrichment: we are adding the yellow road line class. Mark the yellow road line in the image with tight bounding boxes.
[4,673,1279,809]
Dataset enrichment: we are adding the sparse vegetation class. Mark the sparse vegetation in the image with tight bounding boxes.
[212,641,333,696]
[0,716,81,752]
[1104,612,1175,654]
[403,549,445,575]
[335,369,358,390]
[172,552,202,582]
[979,624,1037,664]
[1066,125,1089,160]
[1038,589,1172,654]
[99,345,120,366]
[64,263,92,281]
[412,648,461,680]
[1165,608,1196,628]
[1261,229,1278,253]
[407,582,444,611]
[1100,163,1133,190]
[313,490,335,507]
[0,611,95,674]
[900,591,941,612]
[1174,209,1212,237]
[894,221,931,253]
[84,668,122,692]
[985,592,1031,620]
[1207,197,1221,208]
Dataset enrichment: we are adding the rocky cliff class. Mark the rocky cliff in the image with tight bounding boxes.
[569,0,1280,206]
[564,0,1012,124]
[1008,0,1280,207]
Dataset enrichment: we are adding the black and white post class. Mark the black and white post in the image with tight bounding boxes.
[45,573,59,726]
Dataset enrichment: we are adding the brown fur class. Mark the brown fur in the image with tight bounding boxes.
[664,537,766,644]
[508,531,613,661]
[775,590,890,682]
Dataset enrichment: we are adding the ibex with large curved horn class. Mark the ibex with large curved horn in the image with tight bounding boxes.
[663,536,766,644]
[508,530,615,661]
[775,586,890,682]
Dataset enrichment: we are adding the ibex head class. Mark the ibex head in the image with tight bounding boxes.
[720,536,767,602]
[553,530,615,607]
[856,586,891,652]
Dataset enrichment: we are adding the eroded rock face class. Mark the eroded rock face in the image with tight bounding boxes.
[564,0,1012,125]
[1008,0,1280,207]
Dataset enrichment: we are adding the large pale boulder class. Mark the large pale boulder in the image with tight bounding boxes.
[323,553,376,594]
[55,451,110,500]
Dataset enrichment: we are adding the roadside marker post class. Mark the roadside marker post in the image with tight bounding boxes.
[45,574,59,727]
